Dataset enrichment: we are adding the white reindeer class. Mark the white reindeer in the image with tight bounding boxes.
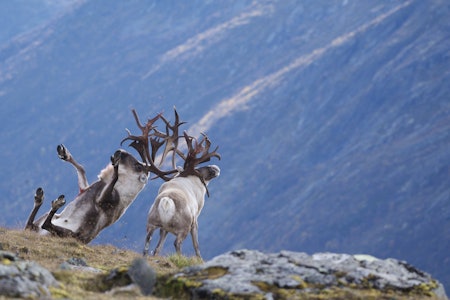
[121,110,221,259]
[144,163,220,258]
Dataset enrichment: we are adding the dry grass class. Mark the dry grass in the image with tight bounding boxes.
[0,227,201,299]
[1,228,442,300]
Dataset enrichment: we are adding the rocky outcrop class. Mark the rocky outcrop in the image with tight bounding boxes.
[1,246,447,299]
[160,249,448,300]
[0,250,59,299]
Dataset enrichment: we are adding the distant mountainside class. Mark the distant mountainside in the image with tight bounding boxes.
[0,0,449,290]
[0,0,78,44]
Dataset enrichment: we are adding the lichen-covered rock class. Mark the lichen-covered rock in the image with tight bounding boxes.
[160,249,448,299]
[0,250,59,299]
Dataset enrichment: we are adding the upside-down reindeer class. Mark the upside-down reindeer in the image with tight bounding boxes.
[25,108,220,254]
[24,144,152,243]
[121,109,221,259]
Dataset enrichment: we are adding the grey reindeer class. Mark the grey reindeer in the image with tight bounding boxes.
[25,112,178,243]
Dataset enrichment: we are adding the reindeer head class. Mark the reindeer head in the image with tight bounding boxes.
[115,150,149,184]
[98,149,149,187]
[195,164,220,184]
[177,131,221,196]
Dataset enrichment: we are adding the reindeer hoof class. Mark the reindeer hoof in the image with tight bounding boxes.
[57,144,69,161]
[111,150,122,167]
[34,187,44,206]
[51,195,66,210]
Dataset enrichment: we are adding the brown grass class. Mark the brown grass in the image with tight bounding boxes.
[0,227,201,299]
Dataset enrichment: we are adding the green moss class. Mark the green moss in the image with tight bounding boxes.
[95,266,132,292]
[52,265,132,296]
[155,275,202,299]
[211,288,228,297]
[410,280,441,298]
[49,286,71,299]
[204,266,229,279]
[251,280,272,292]
[291,274,308,289]
[52,270,94,296]
[156,265,228,298]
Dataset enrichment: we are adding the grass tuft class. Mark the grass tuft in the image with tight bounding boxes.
[167,253,203,269]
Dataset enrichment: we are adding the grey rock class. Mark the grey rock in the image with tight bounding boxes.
[128,257,156,296]
[173,249,448,299]
[59,257,102,273]
[0,250,59,299]
[66,257,88,266]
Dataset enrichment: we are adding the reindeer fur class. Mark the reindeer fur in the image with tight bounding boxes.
[144,165,220,258]
[25,145,148,243]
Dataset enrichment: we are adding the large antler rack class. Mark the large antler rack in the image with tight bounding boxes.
[121,109,178,181]
[179,131,221,196]
[153,108,186,169]
[121,108,221,192]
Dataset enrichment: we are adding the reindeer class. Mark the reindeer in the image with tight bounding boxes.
[25,113,177,243]
[144,133,220,259]
[121,108,221,259]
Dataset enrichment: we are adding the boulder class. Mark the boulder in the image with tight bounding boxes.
[127,257,157,296]
[0,250,59,299]
[160,249,448,299]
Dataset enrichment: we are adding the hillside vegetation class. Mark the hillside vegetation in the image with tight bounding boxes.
[0,227,201,299]
[1,227,447,299]
[0,0,449,292]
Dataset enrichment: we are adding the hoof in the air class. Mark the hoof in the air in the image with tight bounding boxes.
[57,144,69,161]
[111,150,122,167]
[51,195,66,210]
[34,187,44,206]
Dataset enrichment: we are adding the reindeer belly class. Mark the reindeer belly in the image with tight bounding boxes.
[52,204,98,233]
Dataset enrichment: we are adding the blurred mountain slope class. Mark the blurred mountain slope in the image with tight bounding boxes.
[0,0,449,289]
[0,0,79,44]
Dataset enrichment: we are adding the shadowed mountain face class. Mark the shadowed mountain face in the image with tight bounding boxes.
[0,0,449,289]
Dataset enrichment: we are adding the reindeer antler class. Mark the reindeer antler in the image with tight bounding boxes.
[121,109,178,181]
[179,131,221,196]
[121,109,160,165]
[153,107,186,169]
[121,108,220,186]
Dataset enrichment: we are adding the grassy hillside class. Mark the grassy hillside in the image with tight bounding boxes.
[1,227,446,299]
[0,0,449,292]
[0,227,201,299]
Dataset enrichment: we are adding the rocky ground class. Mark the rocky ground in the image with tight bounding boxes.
[0,228,447,299]
[166,250,448,299]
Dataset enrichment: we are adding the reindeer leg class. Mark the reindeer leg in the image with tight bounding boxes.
[143,226,157,256]
[96,150,120,205]
[41,195,75,238]
[190,221,202,259]
[25,187,45,231]
[57,144,89,192]
[153,229,169,256]
[174,230,189,256]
